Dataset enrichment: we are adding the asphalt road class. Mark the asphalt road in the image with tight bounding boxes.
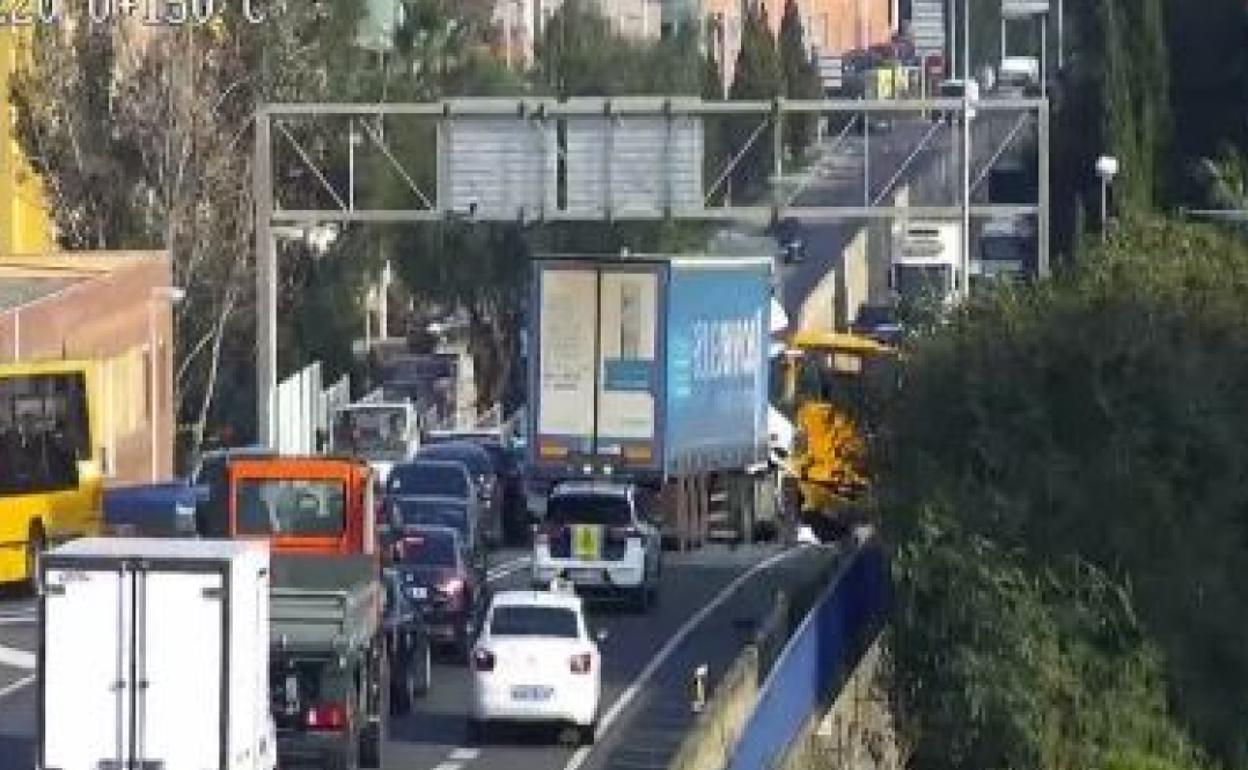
[0,542,839,770]
[779,112,1031,317]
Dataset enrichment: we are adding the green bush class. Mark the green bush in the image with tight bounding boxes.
[883,217,1248,768]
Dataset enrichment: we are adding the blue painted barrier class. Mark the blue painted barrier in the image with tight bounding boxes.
[726,540,890,770]
[103,481,197,536]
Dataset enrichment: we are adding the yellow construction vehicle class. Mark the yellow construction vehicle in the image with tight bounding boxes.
[777,330,897,526]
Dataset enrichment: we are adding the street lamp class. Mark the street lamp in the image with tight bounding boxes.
[1095,155,1119,242]
[148,285,186,482]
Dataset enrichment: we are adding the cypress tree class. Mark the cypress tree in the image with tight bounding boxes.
[729,1,782,194]
[778,0,821,159]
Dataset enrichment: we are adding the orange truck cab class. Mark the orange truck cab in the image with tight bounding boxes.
[224,456,379,557]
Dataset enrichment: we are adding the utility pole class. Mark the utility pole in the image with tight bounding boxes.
[948,0,957,79]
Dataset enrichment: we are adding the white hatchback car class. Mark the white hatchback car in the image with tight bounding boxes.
[531,481,662,610]
[468,586,604,744]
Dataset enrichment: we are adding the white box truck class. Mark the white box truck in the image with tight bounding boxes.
[38,538,275,770]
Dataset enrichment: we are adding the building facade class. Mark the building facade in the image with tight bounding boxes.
[704,0,897,89]
[0,252,176,484]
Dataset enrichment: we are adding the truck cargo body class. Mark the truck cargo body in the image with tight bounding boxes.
[38,538,273,770]
[527,257,771,483]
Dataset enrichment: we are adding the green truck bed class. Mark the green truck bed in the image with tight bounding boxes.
[270,554,380,654]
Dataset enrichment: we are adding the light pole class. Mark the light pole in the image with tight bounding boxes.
[148,285,186,482]
[1096,155,1119,243]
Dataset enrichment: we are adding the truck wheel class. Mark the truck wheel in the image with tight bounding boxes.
[25,523,45,597]
[358,721,383,769]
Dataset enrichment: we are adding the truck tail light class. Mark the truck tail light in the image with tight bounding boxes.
[472,648,496,672]
[570,652,593,674]
[305,702,347,732]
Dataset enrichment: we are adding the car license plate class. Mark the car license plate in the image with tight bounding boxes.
[511,685,553,702]
[572,524,602,560]
[409,586,428,600]
[569,568,601,584]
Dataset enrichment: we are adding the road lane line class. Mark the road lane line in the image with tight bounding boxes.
[0,616,34,625]
[448,748,479,761]
[0,674,34,702]
[0,644,34,670]
[430,763,462,770]
[562,547,800,770]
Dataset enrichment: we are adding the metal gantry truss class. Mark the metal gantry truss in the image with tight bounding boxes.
[253,96,1050,443]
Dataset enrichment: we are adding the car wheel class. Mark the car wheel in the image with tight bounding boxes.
[25,523,45,597]
[578,720,598,746]
[631,584,650,614]
[414,640,431,696]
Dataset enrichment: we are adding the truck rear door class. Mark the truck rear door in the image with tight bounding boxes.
[134,568,226,770]
[42,566,132,770]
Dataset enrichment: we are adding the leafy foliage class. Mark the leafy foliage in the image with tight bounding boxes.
[882,217,1248,768]
[727,1,782,197]
[778,0,821,160]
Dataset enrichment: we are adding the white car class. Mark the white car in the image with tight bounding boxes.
[531,481,662,611]
[468,586,604,744]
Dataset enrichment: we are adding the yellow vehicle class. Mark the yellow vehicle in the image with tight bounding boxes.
[0,359,104,588]
[777,330,896,522]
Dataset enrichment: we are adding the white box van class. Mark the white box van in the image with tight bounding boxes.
[38,538,275,770]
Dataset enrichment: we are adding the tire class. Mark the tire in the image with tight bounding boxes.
[389,660,414,716]
[414,640,431,697]
[25,523,45,597]
[631,584,650,614]
[578,720,598,746]
[358,721,381,770]
[360,653,387,768]
[467,718,488,745]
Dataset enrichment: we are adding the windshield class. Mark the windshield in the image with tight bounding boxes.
[234,479,346,536]
[489,606,579,638]
[393,499,469,539]
[895,264,951,301]
[333,406,409,458]
[546,493,632,527]
[395,531,458,568]
[981,236,1028,263]
[387,463,470,498]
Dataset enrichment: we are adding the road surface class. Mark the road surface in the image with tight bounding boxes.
[0,543,840,770]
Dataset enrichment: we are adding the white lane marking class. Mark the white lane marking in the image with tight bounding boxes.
[430,763,462,770]
[0,674,34,702]
[562,547,799,770]
[0,644,35,671]
[448,748,480,761]
[0,616,34,625]
[487,555,531,583]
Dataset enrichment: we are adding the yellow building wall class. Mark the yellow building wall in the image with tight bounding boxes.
[0,28,53,255]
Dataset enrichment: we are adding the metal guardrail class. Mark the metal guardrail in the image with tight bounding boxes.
[724,538,890,770]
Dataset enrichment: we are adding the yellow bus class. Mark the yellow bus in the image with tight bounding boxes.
[0,359,104,588]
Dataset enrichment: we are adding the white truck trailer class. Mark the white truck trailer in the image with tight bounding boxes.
[38,538,274,770]
[890,220,965,310]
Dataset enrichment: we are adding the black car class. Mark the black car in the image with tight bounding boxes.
[382,569,431,712]
[390,525,487,659]
[456,437,527,545]
[386,496,476,553]
[416,442,504,547]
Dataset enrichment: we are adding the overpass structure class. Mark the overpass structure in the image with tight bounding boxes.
[253,95,1048,445]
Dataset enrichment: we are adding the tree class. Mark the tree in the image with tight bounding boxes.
[703,16,727,206]
[728,1,782,197]
[882,216,1248,767]
[778,0,821,159]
